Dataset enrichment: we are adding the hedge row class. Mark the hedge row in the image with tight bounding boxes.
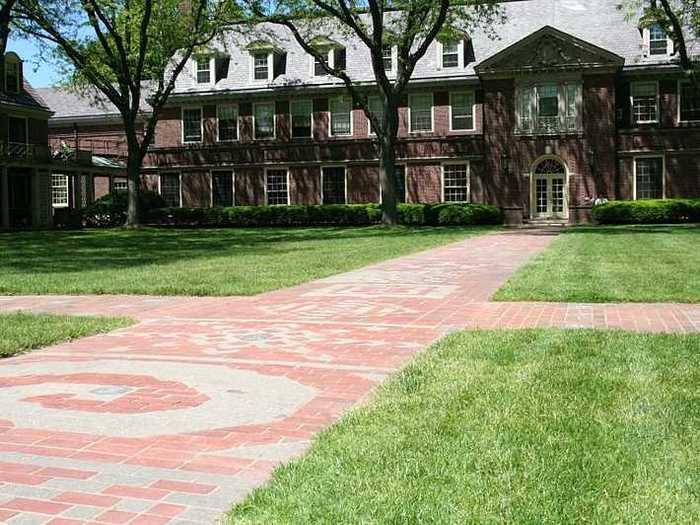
[592,199,700,224]
[145,203,503,227]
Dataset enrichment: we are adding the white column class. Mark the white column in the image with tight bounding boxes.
[0,166,8,229]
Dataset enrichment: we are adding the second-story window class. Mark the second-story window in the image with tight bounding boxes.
[441,41,460,68]
[382,45,393,71]
[368,96,383,135]
[5,61,19,93]
[196,57,211,84]
[409,93,433,132]
[182,108,202,143]
[313,47,346,76]
[649,24,668,56]
[631,81,658,124]
[680,81,700,122]
[217,104,238,142]
[450,91,474,131]
[516,82,581,134]
[330,97,351,136]
[291,100,313,138]
[254,102,275,139]
[253,52,270,81]
[8,116,27,144]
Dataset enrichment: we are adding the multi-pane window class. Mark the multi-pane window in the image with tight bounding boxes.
[291,100,313,138]
[322,167,346,204]
[368,96,383,135]
[409,94,433,132]
[51,174,69,208]
[314,54,328,76]
[217,105,238,141]
[382,45,393,71]
[450,91,474,130]
[680,82,700,122]
[160,173,181,207]
[196,57,211,84]
[333,48,347,71]
[254,103,275,139]
[212,171,234,207]
[253,53,269,80]
[649,24,668,55]
[113,178,128,192]
[443,163,469,202]
[182,108,202,143]
[441,41,460,68]
[266,169,288,205]
[635,157,664,199]
[516,82,581,134]
[5,61,19,93]
[631,82,658,124]
[330,97,351,135]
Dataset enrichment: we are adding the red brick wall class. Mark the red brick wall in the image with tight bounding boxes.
[29,118,48,145]
[182,172,211,207]
[203,105,217,145]
[407,164,441,203]
[290,166,321,204]
[154,107,181,148]
[348,165,379,203]
[94,175,110,199]
[235,168,264,205]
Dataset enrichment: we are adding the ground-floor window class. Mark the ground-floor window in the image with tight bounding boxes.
[322,166,346,204]
[160,173,181,207]
[51,174,69,208]
[634,157,664,199]
[266,169,289,205]
[113,178,128,192]
[442,163,469,202]
[212,170,234,207]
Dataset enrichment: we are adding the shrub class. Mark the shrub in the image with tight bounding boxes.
[145,202,503,228]
[81,190,166,228]
[592,199,700,224]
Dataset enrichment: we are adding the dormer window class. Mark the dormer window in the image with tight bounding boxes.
[195,57,211,84]
[5,59,19,93]
[253,52,270,81]
[309,37,346,77]
[442,41,460,68]
[382,44,394,71]
[649,24,668,55]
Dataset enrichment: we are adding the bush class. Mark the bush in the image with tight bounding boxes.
[146,202,503,228]
[81,190,166,228]
[592,199,700,224]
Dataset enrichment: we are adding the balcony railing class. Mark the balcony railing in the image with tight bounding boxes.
[516,115,581,136]
[0,142,51,162]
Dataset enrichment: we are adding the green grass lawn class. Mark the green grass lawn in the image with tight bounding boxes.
[0,226,490,296]
[228,329,700,525]
[0,312,132,358]
[494,225,700,303]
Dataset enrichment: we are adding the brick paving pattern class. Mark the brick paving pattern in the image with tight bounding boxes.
[0,230,699,524]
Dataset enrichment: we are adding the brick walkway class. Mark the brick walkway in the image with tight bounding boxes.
[0,230,698,525]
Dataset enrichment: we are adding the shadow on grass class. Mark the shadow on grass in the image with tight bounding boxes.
[0,225,487,276]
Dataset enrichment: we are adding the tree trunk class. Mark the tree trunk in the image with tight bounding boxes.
[125,144,141,228]
[378,102,400,225]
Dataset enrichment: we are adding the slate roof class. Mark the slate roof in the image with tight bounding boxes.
[0,79,52,113]
[36,86,152,119]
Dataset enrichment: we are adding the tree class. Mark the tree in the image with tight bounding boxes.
[0,0,18,83]
[15,0,237,226]
[243,0,503,224]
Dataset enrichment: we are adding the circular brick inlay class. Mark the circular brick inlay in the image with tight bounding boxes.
[0,359,317,437]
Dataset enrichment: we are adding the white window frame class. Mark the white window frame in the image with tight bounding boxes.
[644,24,673,57]
[367,95,383,136]
[437,40,464,69]
[311,49,333,77]
[329,96,353,137]
[449,91,475,132]
[441,161,470,203]
[194,56,213,85]
[290,99,314,138]
[112,178,128,192]
[408,93,434,133]
[253,102,276,140]
[210,170,235,207]
[630,80,659,125]
[181,106,203,144]
[382,44,396,73]
[379,164,407,204]
[5,59,20,93]
[250,52,273,82]
[677,79,700,123]
[158,172,183,208]
[633,155,666,200]
[51,173,69,208]
[320,165,348,204]
[264,167,290,206]
[515,81,582,134]
[216,104,239,142]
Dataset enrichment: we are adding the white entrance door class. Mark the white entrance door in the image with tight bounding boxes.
[531,158,568,220]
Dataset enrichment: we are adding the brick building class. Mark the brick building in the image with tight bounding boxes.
[44,0,700,224]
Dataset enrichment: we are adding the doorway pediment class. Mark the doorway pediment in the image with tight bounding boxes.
[475,26,624,77]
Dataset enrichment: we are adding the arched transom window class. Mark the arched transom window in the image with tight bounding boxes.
[534,158,565,175]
